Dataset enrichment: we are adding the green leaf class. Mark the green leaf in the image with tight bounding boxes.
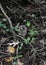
[5,29,10,32]
[18,55,23,58]
[0,23,2,27]
[13,62,18,65]
[6,29,13,32]
[31,37,37,41]
[2,18,7,22]
[14,27,18,31]
[0,22,2,24]
[2,25,7,29]
[28,29,38,36]
[14,55,23,60]
[27,37,30,41]
[0,23,7,29]
[24,37,30,44]
[26,21,31,27]
[19,43,23,49]
[12,27,14,30]
[0,22,3,27]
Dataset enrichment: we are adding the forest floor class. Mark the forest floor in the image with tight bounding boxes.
[0,0,46,65]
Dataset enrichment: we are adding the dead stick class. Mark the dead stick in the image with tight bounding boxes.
[0,3,15,39]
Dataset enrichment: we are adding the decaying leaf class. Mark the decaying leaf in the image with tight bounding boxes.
[7,46,15,54]
[5,57,13,62]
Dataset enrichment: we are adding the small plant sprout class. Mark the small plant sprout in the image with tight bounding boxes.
[26,21,31,27]
[0,22,7,29]
[2,18,7,22]
[31,37,38,41]
[19,43,23,49]
[24,37,30,44]
[14,55,23,60]
[28,29,38,36]
[14,26,19,31]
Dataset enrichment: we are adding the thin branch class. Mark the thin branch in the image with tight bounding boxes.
[11,0,25,10]
[1,62,2,65]
[0,3,15,39]
[16,45,19,65]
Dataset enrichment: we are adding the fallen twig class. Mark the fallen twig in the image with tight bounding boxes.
[0,3,15,39]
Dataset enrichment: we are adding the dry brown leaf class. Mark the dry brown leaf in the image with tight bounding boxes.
[7,46,15,54]
[5,57,13,62]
